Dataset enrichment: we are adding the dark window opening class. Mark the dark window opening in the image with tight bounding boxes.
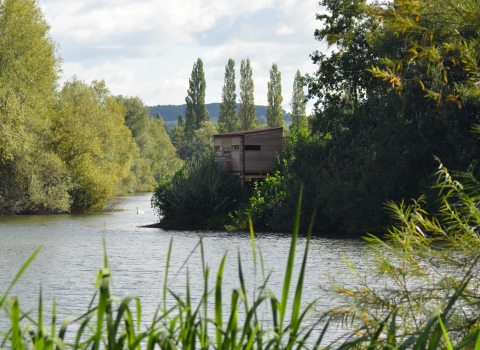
[245,145,261,151]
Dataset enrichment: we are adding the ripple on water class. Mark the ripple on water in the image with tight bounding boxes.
[0,192,369,345]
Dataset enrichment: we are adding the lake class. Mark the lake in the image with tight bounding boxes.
[0,192,370,344]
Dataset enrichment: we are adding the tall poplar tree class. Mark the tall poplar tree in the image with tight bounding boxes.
[239,59,258,130]
[218,59,238,133]
[185,58,209,135]
[177,114,185,127]
[266,63,284,127]
[289,70,308,130]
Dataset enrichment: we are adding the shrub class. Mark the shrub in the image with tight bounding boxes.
[152,155,243,227]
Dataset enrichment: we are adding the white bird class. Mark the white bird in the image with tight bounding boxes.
[136,207,144,215]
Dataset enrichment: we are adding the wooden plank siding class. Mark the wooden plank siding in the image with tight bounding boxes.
[213,127,283,179]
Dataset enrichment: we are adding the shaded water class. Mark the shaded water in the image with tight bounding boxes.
[0,193,370,344]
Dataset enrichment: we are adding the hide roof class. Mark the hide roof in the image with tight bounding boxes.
[213,127,283,137]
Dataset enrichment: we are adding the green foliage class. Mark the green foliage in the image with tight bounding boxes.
[185,58,209,135]
[368,0,480,104]
[115,95,182,192]
[170,120,218,161]
[0,0,69,214]
[289,70,308,131]
[264,0,480,232]
[52,79,138,212]
[152,154,242,227]
[327,162,480,348]
[218,59,239,133]
[239,59,259,130]
[0,0,169,213]
[230,172,289,231]
[266,63,284,127]
[177,113,184,127]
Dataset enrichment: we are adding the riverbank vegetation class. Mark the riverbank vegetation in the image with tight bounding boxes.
[0,0,181,214]
[199,0,480,233]
[152,155,242,228]
[152,0,480,234]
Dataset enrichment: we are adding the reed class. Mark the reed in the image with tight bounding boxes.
[2,187,480,349]
[0,188,332,350]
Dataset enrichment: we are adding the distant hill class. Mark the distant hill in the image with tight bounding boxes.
[149,103,290,130]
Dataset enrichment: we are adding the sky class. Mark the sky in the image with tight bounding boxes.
[40,0,329,113]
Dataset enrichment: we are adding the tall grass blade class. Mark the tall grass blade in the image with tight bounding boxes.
[437,315,453,350]
[200,238,209,349]
[215,254,227,348]
[291,210,314,330]
[10,297,21,350]
[50,299,56,347]
[93,268,110,350]
[136,297,142,333]
[249,217,257,301]
[36,286,44,349]
[279,185,303,334]
[0,247,41,309]
[164,237,173,311]
[475,329,480,350]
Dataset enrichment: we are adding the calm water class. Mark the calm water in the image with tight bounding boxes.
[0,193,370,343]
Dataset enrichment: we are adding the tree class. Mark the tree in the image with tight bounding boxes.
[115,95,182,191]
[289,70,308,130]
[367,0,480,105]
[185,58,209,135]
[237,0,480,233]
[238,59,258,130]
[266,63,284,127]
[218,59,238,133]
[53,79,137,212]
[0,0,70,214]
[172,121,218,161]
[178,114,185,127]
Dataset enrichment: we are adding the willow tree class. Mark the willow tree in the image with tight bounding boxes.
[289,70,308,130]
[185,58,209,135]
[218,59,238,133]
[266,63,284,127]
[238,59,258,130]
[0,0,71,214]
[53,79,138,212]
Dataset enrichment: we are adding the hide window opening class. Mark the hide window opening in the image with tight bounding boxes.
[223,147,231,154]
[214,146,221,152]
[232,145,239,151]
[245,145,261,151]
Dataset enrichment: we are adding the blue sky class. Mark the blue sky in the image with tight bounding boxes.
[40,0,328,112]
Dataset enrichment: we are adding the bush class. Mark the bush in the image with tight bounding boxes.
[152,155,243,227]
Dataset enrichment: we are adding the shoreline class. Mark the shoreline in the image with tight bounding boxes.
[139,221,370,238]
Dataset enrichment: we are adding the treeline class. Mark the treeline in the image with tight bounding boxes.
[153,57,308,227]
[155,0,480,233]
[0,0,181,214]
[149,104,289,131]
[168,58,308,161]
[236,0,480,233]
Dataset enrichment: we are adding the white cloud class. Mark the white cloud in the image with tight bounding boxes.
[40,0,326,112]
[276,25,295,36]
